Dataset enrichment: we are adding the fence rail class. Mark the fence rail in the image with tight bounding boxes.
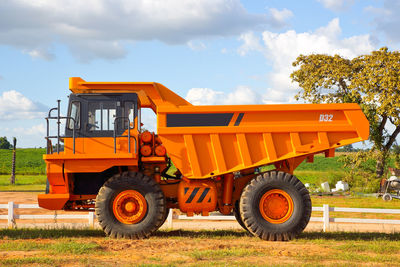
[1,202,400,232]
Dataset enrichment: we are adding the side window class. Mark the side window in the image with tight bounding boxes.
[88,102,116,131]
[122,102,135,130]
[67,101,80,129]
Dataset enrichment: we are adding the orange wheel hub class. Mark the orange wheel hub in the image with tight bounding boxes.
[113,190,147,224]
[259,189,293,224]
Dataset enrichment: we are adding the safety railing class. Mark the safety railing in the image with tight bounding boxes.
[113,117,137,154]
[46,100,77,154]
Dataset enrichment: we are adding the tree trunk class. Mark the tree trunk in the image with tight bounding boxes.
[376,159,384,177]
[376,150,388,178]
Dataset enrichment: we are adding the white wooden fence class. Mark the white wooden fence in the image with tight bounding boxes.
[2,202,400,232]
[0,202,97,228]
[0,202,173,229]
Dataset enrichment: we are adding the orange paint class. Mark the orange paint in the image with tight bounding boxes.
[259,189,294,224]
[177,179,217,216]
[112,190,147,224]
[220,173,234,215]
[140,145,152,156]
[154,145,166,157]
[141,131,153,143]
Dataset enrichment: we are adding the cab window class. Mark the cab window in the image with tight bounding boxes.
[88,101,116,131]
[67,101,80,130]
[122,101,135,130]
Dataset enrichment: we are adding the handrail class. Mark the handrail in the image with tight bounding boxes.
[113,117,137,154]
[46,116,76,154]
[45,100,77,154]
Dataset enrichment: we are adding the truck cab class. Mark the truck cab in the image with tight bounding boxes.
[40,92,146,210]
[63,93,139,155]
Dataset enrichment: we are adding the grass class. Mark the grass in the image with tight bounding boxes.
[0,174,46,191]
[0,240,101,254]
[0,228,105,239]
[0,148,46,175]
[0,174,46,185]
[311,195,400,209]
[1,229,400,266]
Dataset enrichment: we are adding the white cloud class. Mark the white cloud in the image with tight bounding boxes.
[185,86,262,105]
[317,0,355,12]
[187,41,206,51]
[367,1,400,45]
[0,90,47,120]
[0,0,268,61]
[24,48,55,61]
[238,18,375,103]
[12,123,46,136]
[186,88,224,105]
[237,32,263,56]
[267,8,293,28]
[0,123,47,148]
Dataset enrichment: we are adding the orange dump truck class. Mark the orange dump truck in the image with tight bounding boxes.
[39,78,369,240]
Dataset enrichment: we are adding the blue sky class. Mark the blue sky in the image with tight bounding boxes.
[0,0,398,147]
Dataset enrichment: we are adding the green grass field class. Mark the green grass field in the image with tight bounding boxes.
[0,175,46,191]
[0,148,46,175]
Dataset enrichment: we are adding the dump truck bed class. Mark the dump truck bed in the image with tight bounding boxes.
[157,103,369,179]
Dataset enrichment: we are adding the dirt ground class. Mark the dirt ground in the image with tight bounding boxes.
[1,192,400,233]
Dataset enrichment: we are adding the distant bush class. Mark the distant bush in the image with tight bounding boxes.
[338,151,381,193]
[0,136,12,149]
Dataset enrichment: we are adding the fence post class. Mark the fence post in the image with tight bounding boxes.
[165,209,173,229]
[88,212,94,228]
[323,204,330,232]
[8,202,15,229]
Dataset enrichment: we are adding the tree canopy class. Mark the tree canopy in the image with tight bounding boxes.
[0,137,12,149]
[291,47,400,177]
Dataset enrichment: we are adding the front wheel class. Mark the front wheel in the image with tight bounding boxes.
[95,171,166,239]
[239,171,311,241]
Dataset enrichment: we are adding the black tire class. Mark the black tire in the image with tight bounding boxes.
[233,201,250,233]
[240,171,311,241]
[382,193,392,201]
[95,171,166,239]
[158,208,170,229]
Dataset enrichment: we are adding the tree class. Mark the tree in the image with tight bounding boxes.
[338,144,355,152]
[291,47,400,177]
[0,136,11,149]
[393,144,400,169]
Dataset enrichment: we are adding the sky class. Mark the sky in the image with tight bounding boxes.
[0,0,398,148]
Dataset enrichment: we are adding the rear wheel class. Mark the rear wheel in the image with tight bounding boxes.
[95,171,166,239]
[233,200,250,233]
[240,171,311,241]
[155,208,170,229]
